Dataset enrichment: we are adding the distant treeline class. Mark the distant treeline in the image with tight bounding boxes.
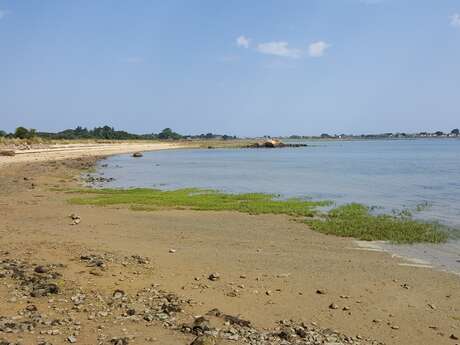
[0,126,237,141]
[287,128,459,140]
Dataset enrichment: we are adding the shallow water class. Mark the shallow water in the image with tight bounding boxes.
[94,138,460,274]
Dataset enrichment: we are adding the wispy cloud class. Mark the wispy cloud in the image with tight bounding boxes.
[451,13,460,28]
[0,9,10,19]
[121,57,144,64]
[256,41,301,59]
[236,35,250,48]
[308,41,330,58]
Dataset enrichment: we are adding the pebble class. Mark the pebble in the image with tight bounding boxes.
[208,273,220,281]
[329,303,339,310]
[67,335,77,343]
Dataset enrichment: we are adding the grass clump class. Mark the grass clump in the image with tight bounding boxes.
[69,188,330,217]
[307,203,448,244]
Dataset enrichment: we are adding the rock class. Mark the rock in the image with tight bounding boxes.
[132,152,143,158]
[190,335,216,345]
[31,283,59,297]
[110,337,129,345]
[208,273,220,281]
[192,316,210,333]
[329,303,339,310]
[169,249,176,253]
[34,265,49,274]
[69,214,81,225]
[112,289,125,299]
[316,289,327,295]
[450,334,459,340]
[67,335,77,343]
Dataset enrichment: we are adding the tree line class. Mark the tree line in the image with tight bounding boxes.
[0,126,237,141]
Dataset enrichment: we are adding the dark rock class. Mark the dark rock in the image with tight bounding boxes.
[110,337,129,345]
[34,265,48,274]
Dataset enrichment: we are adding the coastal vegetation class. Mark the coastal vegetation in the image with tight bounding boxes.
[69,188,329,217]
[1,125,459,143]
[307,203,448,244]
[0,126,237,141]
[69,188,448,244]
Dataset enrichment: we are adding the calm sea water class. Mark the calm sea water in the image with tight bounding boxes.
[96,139,460,228]
[94,139,460,274]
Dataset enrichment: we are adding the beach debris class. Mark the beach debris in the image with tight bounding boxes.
[132,152,143,158]
[316,289,327,295]
[169,248,176,253]
[0,250,386,345]
[208,272,220,281]
[450,334,459,340]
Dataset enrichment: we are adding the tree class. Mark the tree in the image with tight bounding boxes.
[14,127,33,139]
[434,131,444,136]
[158,128,182,140]
[451,128,459,136]
[0,130,6,137]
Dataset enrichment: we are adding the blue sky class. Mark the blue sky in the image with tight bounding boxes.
[1,0,460,136]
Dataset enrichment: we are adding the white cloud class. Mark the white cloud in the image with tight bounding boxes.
[256,41,301,58]
[236,35,250,48]
[451,13,460,28]
[308,41,330,58]
[0,10,9,19]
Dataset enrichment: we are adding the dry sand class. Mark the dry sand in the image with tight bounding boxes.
[0,145,459,345]
[0,142,185,167]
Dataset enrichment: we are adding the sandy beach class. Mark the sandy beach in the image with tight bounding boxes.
[0,142,185,167]
[0,145,459,345]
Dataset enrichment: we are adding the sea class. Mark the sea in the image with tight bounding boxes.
[92,139,460,274]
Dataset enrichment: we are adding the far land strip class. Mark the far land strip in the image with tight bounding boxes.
[0,143,459,345]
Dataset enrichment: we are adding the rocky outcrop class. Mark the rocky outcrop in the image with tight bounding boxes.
[247,140,308,148]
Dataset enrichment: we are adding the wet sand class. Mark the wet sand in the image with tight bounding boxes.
[0,147,459,345]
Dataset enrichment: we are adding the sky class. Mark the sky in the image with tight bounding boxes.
[1,0,460,136]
